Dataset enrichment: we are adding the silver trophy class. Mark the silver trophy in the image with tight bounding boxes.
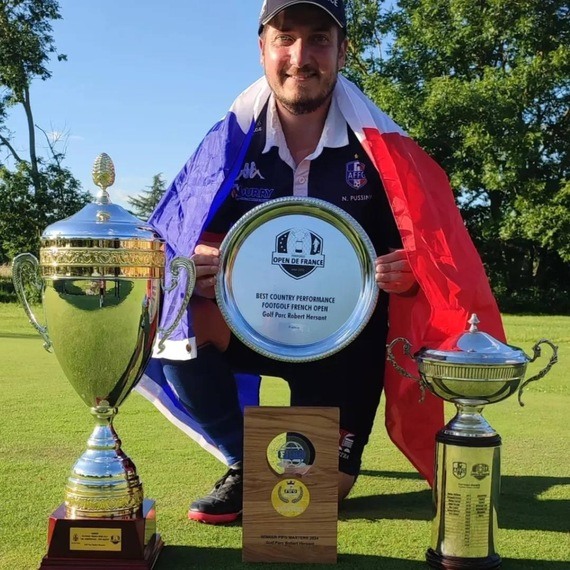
[12,154,195,568]
[387,314,558,569]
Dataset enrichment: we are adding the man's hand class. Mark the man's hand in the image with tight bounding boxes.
[375,249,418,295]
[191,243,220,298]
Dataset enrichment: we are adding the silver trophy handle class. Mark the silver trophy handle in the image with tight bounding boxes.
[386,337,426,402]
[11,253,52,352]
[518,339,559,406]
[156,256,197,353]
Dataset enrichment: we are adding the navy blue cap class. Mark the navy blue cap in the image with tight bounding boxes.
[259,0,347,35]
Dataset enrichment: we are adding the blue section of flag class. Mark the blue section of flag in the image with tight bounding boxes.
[147,111,257,343]
[137,360,261,463]
[136,109,261,465]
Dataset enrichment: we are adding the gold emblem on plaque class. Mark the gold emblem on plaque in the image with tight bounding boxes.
[271,479,310,518]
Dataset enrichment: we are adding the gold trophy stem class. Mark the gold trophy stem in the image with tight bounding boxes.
[65,404,144,519]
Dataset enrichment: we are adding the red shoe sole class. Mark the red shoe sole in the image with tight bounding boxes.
[187,510,241,524]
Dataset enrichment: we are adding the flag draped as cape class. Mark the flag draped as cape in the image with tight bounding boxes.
[136,76,504,485]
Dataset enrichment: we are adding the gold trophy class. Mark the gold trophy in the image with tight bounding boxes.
[387,314,558,569]
[12,154,195,569]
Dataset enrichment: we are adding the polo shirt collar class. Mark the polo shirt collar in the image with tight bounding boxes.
[262,94,348,168]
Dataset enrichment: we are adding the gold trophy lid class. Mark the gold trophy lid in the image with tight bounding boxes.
[41,153,160,242]
[418,314,528,366]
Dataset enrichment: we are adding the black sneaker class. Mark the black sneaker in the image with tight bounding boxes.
[188,466,243,524]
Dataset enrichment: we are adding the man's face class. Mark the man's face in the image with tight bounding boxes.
[259,5,347,115]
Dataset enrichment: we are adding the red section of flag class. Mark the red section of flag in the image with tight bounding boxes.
[362,128,505,486]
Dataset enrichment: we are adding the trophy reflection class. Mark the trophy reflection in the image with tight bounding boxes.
[12,154,195,569]
[387,314,558,569]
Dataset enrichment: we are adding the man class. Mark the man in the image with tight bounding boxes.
[140,0,504,525]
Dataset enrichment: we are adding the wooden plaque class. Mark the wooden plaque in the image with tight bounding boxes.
[243,406,339,564]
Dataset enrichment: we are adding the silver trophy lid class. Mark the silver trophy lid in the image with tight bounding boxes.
[41,153,159,241]
[419,314,528,365]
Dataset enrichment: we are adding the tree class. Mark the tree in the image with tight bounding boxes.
[345,0,569,312]
[0,0,90,263]
[127,174,167,221]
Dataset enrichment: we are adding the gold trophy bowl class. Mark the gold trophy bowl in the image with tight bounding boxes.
[12,154,195,568]
[387,314,558,569]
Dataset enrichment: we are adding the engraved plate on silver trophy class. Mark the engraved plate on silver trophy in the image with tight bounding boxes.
[216,197,378,362]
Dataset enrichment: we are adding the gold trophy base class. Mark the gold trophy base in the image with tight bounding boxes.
[39,499,163,569]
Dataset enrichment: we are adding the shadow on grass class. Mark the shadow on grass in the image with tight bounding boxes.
[342,470,570,534]
[156,546,425,569]
[341,469,430,522]
[341,487,431,522]
[155,546,570,569]
[500,474,570,533]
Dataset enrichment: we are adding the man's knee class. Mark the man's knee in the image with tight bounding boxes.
[338,471,356,501]
[190,296,230,351]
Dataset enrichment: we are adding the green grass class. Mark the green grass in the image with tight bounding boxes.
[0,303,568,569]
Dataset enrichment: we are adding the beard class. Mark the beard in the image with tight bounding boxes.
[269,67,338,115]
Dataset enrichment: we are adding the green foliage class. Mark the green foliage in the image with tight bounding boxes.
[0,162,91,263]
[0,0,64,97]
[0,164,41,262]
[345,0,570,312]
[127,173,167,221]
[0,0,65,154]
[0,274,15,302]
[0,0,89,264]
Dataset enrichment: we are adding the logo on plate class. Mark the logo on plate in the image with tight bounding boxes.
[271,228,325,279]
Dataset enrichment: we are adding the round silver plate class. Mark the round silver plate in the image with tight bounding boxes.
[215,197,379,362]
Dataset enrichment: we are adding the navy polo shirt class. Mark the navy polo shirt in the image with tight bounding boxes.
[206,97,401,257]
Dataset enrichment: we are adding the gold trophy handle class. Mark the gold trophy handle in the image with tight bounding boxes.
[156,256,197,353]
[386,337,426,402]
[11,253,52,352]
[518,339,559,406]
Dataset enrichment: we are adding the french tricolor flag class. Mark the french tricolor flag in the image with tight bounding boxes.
[136,76,504,485]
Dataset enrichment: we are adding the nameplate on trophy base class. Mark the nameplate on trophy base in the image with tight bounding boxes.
[243,406,339,564]
[39,499,163,569]
[216,197,378,362]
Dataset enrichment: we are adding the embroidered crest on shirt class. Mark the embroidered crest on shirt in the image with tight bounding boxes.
[345,159,367,190]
